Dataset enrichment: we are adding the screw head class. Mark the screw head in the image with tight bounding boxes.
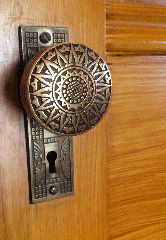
[49,186,58,195]
[39,32,51,44]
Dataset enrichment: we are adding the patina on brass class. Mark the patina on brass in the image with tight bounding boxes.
[21,43,112,135]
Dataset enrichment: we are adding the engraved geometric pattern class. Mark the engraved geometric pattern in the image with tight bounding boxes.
[53,33,65,44]
[25,32,38,48]
[21,43,112,135]
[30,119,73,201]
[61,137,71,179]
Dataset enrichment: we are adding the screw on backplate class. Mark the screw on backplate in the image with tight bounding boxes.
[39,32,51,44]
[49,186,58,195]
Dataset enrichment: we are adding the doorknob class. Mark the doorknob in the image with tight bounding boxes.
[19,27,111,203]
[20,42,112,135]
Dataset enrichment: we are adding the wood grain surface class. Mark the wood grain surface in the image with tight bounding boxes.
[107,55,166,239]
[106,1,166,55]
[0,1,108,240]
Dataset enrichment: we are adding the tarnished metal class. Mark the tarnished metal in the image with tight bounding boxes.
[21,43,112,135]
[19,26,74,204]
[28,118,74,204]
[20,26,69,67]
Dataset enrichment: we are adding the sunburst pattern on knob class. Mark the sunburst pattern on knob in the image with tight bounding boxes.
[21,43,112,135]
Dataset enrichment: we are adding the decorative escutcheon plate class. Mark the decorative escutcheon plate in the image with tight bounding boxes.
[19,27,74,204]
[21,43,112,135]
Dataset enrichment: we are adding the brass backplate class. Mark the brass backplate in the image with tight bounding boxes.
[19,26,74,203]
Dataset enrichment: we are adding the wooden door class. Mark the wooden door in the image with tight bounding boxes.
[0,1,108,239]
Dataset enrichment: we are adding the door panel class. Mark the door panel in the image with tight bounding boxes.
[107,56,166,239]
[0,1,108,239]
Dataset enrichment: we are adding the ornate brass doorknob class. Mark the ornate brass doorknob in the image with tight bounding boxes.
[20,43,112,135]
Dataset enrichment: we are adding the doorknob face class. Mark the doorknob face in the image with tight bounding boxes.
[21,43,111,135]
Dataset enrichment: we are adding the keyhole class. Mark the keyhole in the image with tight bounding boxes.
[47,151,57,173]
